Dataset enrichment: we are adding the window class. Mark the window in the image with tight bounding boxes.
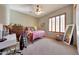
[60,14,65,32]
[49,14,66,32]
[56,16,59,32]
[49,18,52,31]
[51,17,55,31]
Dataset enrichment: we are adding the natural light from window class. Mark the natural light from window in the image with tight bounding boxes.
[49,14,65,32]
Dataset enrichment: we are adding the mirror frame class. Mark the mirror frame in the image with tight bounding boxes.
[63,24,75,45]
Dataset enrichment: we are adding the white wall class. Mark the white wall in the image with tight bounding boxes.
[38,5,73,36]
[10,10,38,27]
[0,5,9,25]
[76,4,79,54]
[72,5,77,47]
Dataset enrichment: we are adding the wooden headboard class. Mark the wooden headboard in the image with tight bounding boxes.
[9,24,23,41]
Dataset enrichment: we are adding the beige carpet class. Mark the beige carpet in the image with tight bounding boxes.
[22,38,78,55]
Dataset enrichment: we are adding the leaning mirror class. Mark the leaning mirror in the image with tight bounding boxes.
[63,24,74,45]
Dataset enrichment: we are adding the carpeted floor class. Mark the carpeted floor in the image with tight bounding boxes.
[22,37,78,55]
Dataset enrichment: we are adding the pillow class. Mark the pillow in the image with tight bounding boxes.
[30,27,35,31]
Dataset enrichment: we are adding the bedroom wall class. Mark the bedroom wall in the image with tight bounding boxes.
[0,5,9,25]
[38,5,73,37]
[10,10,38,27]
[76,4,79,54]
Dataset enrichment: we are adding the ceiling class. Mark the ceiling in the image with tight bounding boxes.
[9,4,69,18]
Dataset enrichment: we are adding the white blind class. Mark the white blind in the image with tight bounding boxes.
[52,17,55,31]
[60,14,65,32]
[49,18,52,31]
[56,16,59,32]
[49,14,65,32]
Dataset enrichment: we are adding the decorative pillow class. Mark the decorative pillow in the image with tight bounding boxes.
[30,27,35,31]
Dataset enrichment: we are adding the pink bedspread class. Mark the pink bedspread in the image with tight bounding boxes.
[32,30,45,40]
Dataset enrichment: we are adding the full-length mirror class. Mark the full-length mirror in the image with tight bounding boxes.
[63,24,74,45]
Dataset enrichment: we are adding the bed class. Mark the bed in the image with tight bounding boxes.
[28,30,45,43]
[8,25,45,42]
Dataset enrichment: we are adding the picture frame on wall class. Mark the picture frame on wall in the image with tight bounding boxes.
[63,24,75,45]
